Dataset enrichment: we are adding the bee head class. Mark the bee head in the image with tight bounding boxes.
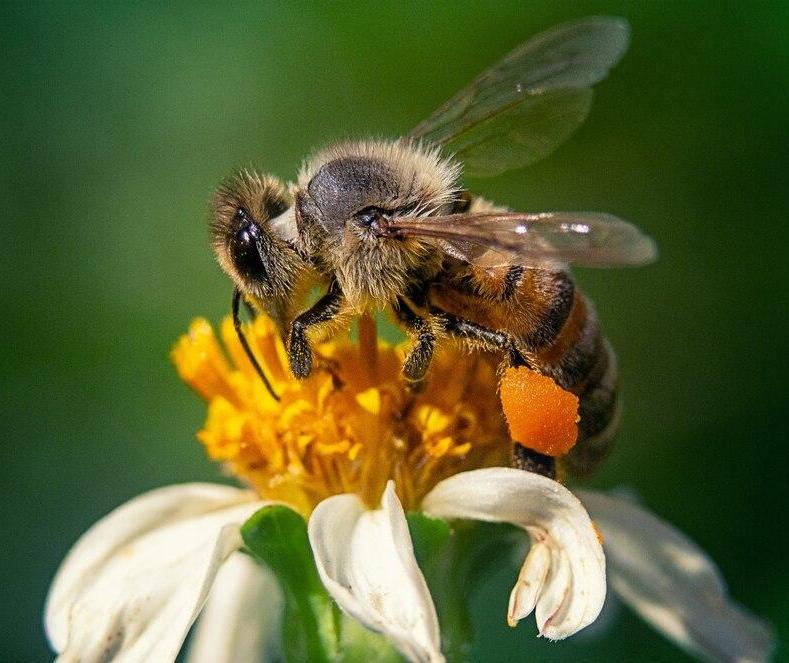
[211,170,303,308]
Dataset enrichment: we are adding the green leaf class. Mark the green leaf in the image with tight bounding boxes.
[407,512,451,576]
[242,505,340,663]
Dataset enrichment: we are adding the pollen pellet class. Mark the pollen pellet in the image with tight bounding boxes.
[499,366,579,457]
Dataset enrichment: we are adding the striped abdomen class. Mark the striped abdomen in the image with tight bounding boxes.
[429,263,619,476]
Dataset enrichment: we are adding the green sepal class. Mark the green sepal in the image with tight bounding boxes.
[337,617,404,662]
[241,504,403,663]
[241,505,340,663]
[408,513,521,662]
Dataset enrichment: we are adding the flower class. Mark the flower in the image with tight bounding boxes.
[45,484,269,662]
[45,315,774,663]
[171,315,511,513]
[579,490,775,662]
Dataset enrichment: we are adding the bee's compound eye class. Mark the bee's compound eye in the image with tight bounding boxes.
[235,223,254,246]
[232,222,267,281]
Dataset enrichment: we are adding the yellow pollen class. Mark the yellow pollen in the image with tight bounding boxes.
[355,388,382,415]
[172,315,510,514]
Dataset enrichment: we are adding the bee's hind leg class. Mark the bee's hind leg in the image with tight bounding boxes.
[436,312,531,369]
[435,311,556,479]
[511,444,556,480]
[399,307,557,479]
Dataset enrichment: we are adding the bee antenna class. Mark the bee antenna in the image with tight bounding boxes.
[231,288,281,402]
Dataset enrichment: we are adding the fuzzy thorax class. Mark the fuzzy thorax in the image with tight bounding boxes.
[295,139,462,309]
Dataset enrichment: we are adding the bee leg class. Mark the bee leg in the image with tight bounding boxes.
[511,444,556,479]
[232,288,280,402]
[433,312,555,478]
[393,298,436,386]
[403,322,435,385]
[288,281,344,379]
[436,312,530,368]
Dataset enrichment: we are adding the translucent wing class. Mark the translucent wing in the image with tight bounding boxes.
[388,212,657,268]
[408,17,629,177]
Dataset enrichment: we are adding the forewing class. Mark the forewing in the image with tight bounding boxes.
[409,17,629,177]
[390,212,657,268]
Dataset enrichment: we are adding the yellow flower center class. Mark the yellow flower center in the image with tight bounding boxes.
[172,314,510,514]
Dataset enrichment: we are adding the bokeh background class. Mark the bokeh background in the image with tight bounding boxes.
[2,1,787,660]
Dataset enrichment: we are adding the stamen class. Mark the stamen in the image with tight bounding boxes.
[173,314,511,512]
[357,313,378,384]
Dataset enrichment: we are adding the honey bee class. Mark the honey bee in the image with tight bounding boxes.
[211,17,656,477]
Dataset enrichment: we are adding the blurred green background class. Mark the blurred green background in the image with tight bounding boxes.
[2,1,787,660]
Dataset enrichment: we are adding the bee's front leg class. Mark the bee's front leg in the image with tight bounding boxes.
[288,280,344,378]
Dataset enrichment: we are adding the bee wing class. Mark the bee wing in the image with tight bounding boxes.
[390,211,657,268]
[408,17,629,177]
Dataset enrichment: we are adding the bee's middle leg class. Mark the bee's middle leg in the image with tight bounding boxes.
[393,298,438,386]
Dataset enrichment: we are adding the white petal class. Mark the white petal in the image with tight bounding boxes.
[422,467,606,639]
[187,552,282,663]
[308,481,444,663]
[507,541,551,626]
[578,490,775,663]
[45,483,266,663]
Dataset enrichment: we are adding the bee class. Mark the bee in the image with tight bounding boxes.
[211,17,656,478]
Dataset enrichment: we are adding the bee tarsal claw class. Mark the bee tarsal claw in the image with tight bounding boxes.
[288,329,313,379]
